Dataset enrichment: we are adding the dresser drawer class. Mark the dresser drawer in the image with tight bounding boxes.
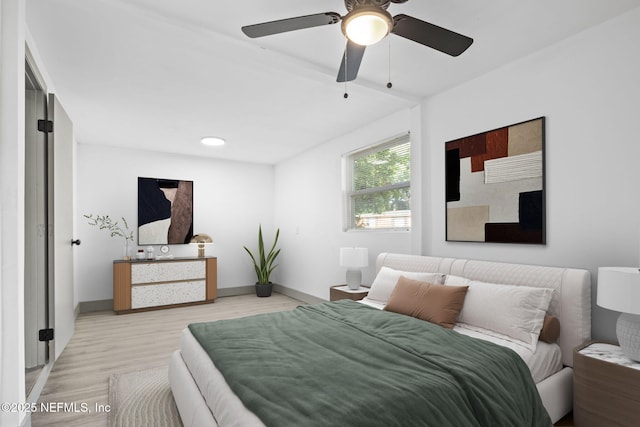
[131,260,205,284]
[131,280,206,309]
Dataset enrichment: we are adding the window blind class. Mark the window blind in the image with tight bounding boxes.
[345,134,411,231]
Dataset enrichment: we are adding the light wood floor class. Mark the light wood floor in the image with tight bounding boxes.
[31,293,302,427]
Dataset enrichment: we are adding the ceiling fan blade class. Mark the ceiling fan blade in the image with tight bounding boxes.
[336,41,366,82]
[242,12,341,38]
[392,14,473,57]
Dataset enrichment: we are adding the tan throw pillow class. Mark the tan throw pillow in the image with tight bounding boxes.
[538,315,560,343]
[384,276,468,329]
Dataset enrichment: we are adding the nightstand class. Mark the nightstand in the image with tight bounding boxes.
[574,341,640,426]
[330,285,369,302]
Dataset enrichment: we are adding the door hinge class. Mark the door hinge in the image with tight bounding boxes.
[39,328,54,342]
[37,119,53,133]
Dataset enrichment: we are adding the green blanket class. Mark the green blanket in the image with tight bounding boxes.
[189,300,552,427]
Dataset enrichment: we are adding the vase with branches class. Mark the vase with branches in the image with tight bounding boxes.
[84,214,135,259]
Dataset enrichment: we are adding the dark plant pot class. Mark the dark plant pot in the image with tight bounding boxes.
[255,283,273,298]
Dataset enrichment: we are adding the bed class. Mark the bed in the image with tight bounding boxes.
[169,253,591,426]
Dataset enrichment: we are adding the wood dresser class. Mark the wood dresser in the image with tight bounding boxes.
[113,256,217,314]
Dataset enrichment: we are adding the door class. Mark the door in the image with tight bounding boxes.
[48,93,75,360]
[24,62,49,394]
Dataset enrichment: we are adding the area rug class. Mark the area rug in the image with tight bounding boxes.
[109,366,183,427]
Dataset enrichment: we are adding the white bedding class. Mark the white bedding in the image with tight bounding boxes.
[359,297,562,383]
[453,325,562,383]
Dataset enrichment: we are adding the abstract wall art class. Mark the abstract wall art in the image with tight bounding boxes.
[445,117,545,244]
[138,177,193,245]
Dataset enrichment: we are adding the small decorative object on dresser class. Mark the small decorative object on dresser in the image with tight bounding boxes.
[596,267,640,360]
[339,247,368,289]
[190,233,213,257]
[574,341,640,426]
[330,284,369,302]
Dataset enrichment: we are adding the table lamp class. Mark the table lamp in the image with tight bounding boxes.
[597,267,640,361]
[340,247,368,290]
[190,233,213,257]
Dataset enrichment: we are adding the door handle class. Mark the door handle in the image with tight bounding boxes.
[71,239,81,246]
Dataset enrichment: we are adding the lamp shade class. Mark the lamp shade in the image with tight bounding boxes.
[339,247,368,268]
[597,267,640,315]
[190,233,213,244]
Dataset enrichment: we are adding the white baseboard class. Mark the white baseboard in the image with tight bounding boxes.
[273,284,326,304]
[78,285,326,313]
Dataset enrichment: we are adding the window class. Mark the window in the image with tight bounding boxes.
[344,134,411,231]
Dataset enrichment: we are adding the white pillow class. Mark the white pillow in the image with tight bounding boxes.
[367,267,444,304]
[456,280,554,351]
[444,275,471,286]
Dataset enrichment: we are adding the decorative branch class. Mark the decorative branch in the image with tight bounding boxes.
[84,214,134,242]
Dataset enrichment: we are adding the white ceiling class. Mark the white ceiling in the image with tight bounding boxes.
[26,0,640,164]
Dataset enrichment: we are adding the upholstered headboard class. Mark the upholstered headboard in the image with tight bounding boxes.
[376,253,591,367]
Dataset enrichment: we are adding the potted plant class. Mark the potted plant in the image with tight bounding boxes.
[84,214,135,260]
[243,225,280,297]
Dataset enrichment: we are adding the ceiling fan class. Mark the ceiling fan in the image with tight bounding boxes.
[241,0,473,83]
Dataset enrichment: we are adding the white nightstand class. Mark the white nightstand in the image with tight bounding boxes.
[574,341,640,426]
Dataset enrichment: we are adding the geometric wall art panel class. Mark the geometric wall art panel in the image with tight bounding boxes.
[447,205,490,242]
[445,117,545,244]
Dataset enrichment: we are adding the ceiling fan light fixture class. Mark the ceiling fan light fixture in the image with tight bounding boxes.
[341,7,393,46]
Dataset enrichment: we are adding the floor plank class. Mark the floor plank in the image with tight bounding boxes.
[31,293,302,426]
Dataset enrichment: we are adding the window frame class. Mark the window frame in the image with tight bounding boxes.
[343,133,411,232]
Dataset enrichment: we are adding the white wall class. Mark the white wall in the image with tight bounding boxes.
[0,1,26,425]
[76,144,275,302]
[422,8,640,342]
[274,107,422,301]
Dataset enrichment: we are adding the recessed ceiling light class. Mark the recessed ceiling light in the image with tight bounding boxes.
[201,136,225,147]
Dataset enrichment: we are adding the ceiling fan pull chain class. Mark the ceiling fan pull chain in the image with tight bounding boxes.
[387,36,393,89]
[344,47,349,98]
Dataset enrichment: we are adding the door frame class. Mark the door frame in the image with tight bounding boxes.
[24,58,49,384]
